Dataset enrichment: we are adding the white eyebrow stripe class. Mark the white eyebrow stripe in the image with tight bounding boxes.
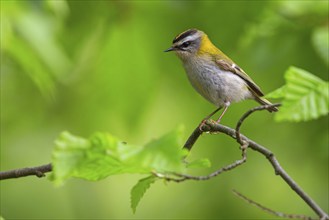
[183,35,197,42]
[176,34,199,45]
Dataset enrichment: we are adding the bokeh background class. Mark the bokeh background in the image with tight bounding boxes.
[1,0,328,219]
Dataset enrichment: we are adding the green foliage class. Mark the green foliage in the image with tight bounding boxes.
[51,127,189,185]
[130,175,156,213]
[267,66,329,122]
[50,127,210,212]
[186,158,211,169]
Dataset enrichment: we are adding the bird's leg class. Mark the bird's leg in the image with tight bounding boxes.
[199,107,221,131]
[216,101,230,123]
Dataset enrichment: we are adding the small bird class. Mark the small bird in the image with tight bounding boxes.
[165,29,278,126]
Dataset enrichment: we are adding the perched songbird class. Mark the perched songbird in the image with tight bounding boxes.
[165,29,278,125]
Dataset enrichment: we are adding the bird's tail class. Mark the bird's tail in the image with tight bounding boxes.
[255,96,279,112]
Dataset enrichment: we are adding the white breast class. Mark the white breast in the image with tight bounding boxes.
[182,57,253,107]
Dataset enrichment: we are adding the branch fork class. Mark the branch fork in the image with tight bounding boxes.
[156,103,328,220]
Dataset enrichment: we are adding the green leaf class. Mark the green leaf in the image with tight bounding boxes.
[50,127,188,185]
[312,26,329,66]
[138,125,188,173]
[70,132,144,181]
[267,66,329,122]
[4,36,56,99]
[50,126,209,212]
[50,131,91,185]
[265,86,287,99]
[186,158,211,169]
[130,175,156,213]
[1,2,72,99]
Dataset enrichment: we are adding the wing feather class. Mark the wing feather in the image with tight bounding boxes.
[215,59,264,97]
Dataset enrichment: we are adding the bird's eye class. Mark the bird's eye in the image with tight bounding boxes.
[181,41,191,48]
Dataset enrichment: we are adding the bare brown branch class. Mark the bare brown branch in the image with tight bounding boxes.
[0,163,52,180]
[183,125,203,151]
[164,103,328,219]
[235,103,282,145]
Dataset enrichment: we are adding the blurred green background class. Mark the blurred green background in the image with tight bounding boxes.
[1,0,328,219]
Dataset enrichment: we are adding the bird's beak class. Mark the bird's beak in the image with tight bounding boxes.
[164,47,174,52]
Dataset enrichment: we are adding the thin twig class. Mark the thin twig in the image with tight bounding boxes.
[154,143,248,182]
[232,189,314,220]
[0,163,52,180]
[235,103,281,145]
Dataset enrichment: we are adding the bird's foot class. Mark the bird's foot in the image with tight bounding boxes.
[198,119,207,131]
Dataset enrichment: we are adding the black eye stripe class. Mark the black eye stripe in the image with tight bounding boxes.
[181,41,191,47]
